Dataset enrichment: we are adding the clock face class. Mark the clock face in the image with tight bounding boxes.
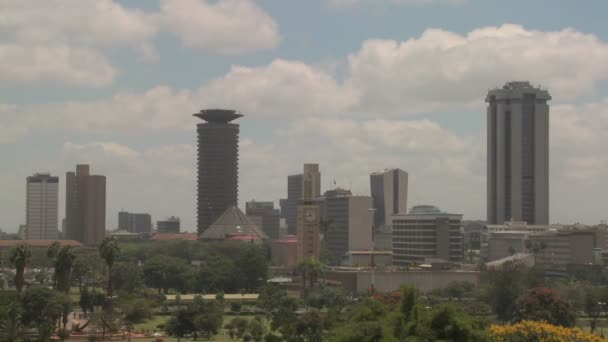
[304,209,317,222]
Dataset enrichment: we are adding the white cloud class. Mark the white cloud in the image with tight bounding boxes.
[346,24,608,114]
[0,0,157,46]
[0,44,116,86]
[160,0,280,54]
[198,59,356,116]
[328,0,465,8]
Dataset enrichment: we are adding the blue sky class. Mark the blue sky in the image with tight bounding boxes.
[2,0,608,232]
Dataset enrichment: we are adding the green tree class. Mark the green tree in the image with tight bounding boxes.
[21,285,71,341]
[513,287,576,327]
[9,244,31,293]
[99,237,121,299]
[237,246,268,291]
[298,257,324,291]
[197,254,238,292]
[46,241,61,288]
[0,303,24,342]
[248,317,266,342]
[165,296,224,340]
[112,262,144,293]
[584,288,602,333]
[79,285,93,318]
[143,255,193,294]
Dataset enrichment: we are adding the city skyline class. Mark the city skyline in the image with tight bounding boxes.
[2,0,608,232]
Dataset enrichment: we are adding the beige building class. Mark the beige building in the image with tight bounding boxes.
[486,81,551,225]
[25,173,59,240]
[481,221,551,261]
[392,205,463,265]
[65,164,106,245]
[271,235,298,267]
[324,268,479,294]
[529,230,597,272]
[324,194,374,264]
[297,163,321,262]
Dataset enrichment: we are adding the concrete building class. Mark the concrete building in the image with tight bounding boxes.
[25,173,59,240]
[65,165,106,245]
[486,81,551,225]
[370,168,408,228]
[201,206,267,241]
[194,109,241,235]
[118,211,152,233]
[392,205,463,265]
[529,230,597,272]
[481,221,551,261]
[271,235,298,267]
[281,174,302,235]
[324,268,479,294]
[324,194,374,264]
[157,216,180,233]
[463,221,484,250]
[246,200,280,239]
[297,164,321,261]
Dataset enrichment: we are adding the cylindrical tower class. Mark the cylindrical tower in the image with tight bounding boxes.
[194,109,242,235]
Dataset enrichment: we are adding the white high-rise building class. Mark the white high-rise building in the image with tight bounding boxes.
[26,173,59,240]
[370,168,408,227]
[486,81,551,225]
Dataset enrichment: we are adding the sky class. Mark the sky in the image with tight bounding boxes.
[1,0,608,233]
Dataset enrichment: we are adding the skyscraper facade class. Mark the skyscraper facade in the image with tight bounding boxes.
[486,81,551,225]
[65,164,106,245]
[118,211,152,233]
[194,109,241,235]
[25,173,59,240]
[370,168,408,227]
[282,174,302,235]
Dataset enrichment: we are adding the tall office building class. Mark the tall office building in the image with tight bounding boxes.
[65,164,106,245]
[194,109,241,235]
[486,81,551,225]
[246,200,280,239]
[118,211,152,233]
[324,194,373,264]
[392,205,463,265]
[370,168,408,227]
[297,163,322,261]
[25,173,59,240]
[281,174,303,235]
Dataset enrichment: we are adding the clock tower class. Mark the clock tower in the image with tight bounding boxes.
[297,164,321,261]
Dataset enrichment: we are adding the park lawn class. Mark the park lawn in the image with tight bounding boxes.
[135,314,171,332]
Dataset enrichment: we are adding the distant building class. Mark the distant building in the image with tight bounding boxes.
[118,211,152,233]
[529,230,598,273]
[481,221,551,261]
[246,200,280,239]
[200,206,267,241]
[463,221,485,250]
[281,174,303,235]
[25,173,59,240]
[324,194,374,264]
[271,235,298,267]
[0,239,83,251]
[65,165,106,245]
[157,216,181,233]
[370,168,408,228]
[297,164,321,262]
[486,81,551,225]
[194,109,241,235]
[392,205,463,265]
[150,233,198,242]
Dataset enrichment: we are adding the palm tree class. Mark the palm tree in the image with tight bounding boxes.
[9,244,31,293]
[99,237,120,299]
[54,246,76,328]
[47,241,61,288]
[297,257,325,290]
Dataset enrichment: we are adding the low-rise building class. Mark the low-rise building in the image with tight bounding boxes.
[246,200,280,240]
[392,205,463,265]
[271,235,298,267]
[157,216,181,233]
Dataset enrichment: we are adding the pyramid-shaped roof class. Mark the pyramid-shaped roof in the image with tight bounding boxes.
[200,206,268,240]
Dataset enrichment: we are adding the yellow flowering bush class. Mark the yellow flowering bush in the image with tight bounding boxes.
[490,320,605,342]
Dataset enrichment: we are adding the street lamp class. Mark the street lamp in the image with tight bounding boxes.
[368,208,376,295]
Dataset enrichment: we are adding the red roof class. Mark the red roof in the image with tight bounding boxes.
[0,240,84,248]
[150,233,198,241]
[227,234,261,241]
[274,235,297,244]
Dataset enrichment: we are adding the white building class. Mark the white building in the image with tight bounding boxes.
[26,173,59,240]
[481,220,552,261]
